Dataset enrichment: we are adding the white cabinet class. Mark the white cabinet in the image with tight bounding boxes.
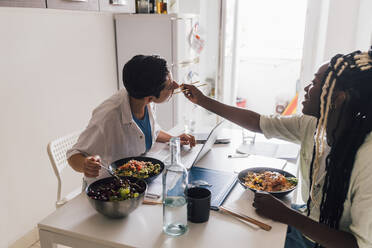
[0,0,46,8]
[0,0,136,13]
[115,13,200,130]
[46,0,99,11]
[99,0,135,13]
[47,0,135,12]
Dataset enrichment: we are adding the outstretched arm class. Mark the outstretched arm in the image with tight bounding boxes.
[182,84,262,133]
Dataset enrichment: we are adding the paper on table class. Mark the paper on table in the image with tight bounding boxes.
[244,155,287,170]
[147,176,162,196]
[146,142,169,161]
[275,143,300,159]
[237,142,300,159]
[222,189,274,226]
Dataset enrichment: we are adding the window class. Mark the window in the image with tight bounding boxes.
[224,0,307,114]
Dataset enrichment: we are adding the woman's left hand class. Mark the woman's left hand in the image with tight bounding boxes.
[252,191,292,223]
[178,133,196,147]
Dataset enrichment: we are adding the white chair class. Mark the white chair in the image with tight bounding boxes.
[47,131,82,208]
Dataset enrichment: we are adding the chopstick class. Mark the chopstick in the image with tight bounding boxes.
[174,82,207,94]
[146,192,160,199]
[219,206,272,231]
[143,200,162,205]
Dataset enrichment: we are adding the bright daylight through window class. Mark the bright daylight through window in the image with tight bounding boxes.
[232,0,307,115]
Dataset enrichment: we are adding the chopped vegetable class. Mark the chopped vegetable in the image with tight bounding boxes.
[115,160,161,179]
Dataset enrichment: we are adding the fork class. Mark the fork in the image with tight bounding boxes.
[98,164,122,182]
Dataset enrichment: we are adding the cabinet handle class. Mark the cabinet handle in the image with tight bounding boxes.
[64,0,88,2]
[110,0,128,6]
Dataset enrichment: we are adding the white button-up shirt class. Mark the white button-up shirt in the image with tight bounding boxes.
[260,114,372,247]
[67,89,161,184]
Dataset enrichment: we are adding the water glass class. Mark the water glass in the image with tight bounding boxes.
[183,117,196,135]
[242,128,256,144]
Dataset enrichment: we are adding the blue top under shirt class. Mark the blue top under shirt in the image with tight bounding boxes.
[132,106,152,151]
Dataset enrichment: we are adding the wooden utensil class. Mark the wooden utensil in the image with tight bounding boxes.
[143,200,162,205]
[219,206,272,231]
[174,81,207,94]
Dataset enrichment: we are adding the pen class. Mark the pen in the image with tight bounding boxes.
[228,154,249,158]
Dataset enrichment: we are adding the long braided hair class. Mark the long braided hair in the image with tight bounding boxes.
[306,48,372,236]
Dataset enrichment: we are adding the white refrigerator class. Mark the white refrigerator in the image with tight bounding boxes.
[115,13,201,131]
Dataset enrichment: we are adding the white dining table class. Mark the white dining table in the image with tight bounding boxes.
[38,128,298,248]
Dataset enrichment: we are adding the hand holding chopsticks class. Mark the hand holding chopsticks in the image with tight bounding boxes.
[219,206,272,231]
[174,81,207,94]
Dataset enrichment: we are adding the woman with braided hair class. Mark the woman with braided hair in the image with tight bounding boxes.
[181,48,372,247]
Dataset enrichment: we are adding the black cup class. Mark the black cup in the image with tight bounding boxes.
[186,187,211,223]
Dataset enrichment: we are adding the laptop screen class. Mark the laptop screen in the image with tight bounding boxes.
[190,120,224,168]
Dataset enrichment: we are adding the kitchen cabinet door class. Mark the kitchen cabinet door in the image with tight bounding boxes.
[99,0,135,13]
[46,0,99,11]
[0,0,46,8]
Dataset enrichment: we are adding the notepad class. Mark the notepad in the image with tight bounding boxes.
[188,167,237,210]
[237,142,300,159]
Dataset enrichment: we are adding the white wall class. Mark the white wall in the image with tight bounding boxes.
[322,0,361,61]
[299,0,371,91]
[0,7,117,246]
[355,0,372,49]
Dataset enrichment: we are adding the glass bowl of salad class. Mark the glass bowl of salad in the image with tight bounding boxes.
[86,176,147,218]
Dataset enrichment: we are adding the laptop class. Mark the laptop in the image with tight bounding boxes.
[147,120,224,170]
[146,120,237,207]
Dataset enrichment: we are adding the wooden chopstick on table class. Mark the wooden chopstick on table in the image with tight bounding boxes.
[219,206,272,231]
[143,201,272,231]
[143,199,162,205]
[174,82,207,94]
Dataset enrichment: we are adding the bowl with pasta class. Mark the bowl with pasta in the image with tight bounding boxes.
[238,167,298,197]
[110,156,164,183]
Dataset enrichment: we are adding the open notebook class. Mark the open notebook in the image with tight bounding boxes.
[188,167,237,210]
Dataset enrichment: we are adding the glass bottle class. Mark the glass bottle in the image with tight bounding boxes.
[136,0,149,13]
[149,0,155,13]
[162,137,188,236]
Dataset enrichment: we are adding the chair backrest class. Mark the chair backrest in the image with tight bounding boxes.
[47,131,80,208]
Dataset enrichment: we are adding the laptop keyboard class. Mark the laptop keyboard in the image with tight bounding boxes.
[159,146,198,166]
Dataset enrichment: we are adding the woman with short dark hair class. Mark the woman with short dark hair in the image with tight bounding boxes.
[67,55,195,184]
